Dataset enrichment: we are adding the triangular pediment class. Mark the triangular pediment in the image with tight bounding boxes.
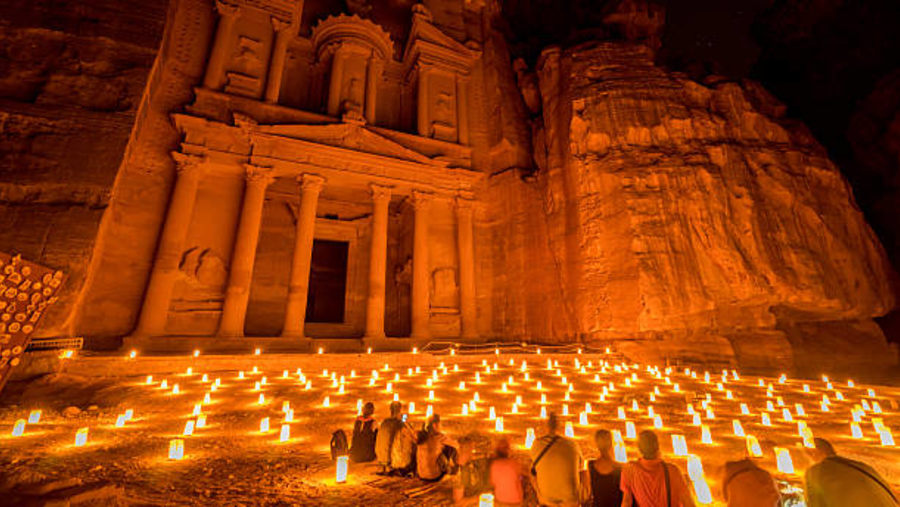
[255,122,446,166]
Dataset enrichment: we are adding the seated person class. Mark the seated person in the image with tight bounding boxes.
[805,437,898,507]
[416,414,458,482]
[720,443,781,507]
[490,437,525,506]
[621,430,695,507]
[375,401,404,472]
[453,436,492,503]
[587,429,622,507]
[349,401,377,463]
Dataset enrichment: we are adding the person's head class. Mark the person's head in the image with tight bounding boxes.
[594,429,613,458]
[494,437,511,459]
[389,401,402,418]
[637,430,660,459]
[363,402,375,417]
[426,414,441,434]
[809,437,837,463]
[458,435,476,464]
[546,412,560,434]
[416,429,429,446]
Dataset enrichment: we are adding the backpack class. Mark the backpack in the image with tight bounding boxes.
[330,429,349,460]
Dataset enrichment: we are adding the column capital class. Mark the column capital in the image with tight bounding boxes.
[270,16,292,33]
[215,0,241,18]
[411,190,433,210]
[454,196,475,211]
[299,173,325,193]
[370,183,392,203]
[171,152,206,178]
[244,164,275,186]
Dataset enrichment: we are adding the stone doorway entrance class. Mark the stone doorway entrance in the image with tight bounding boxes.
[305,239,349,324]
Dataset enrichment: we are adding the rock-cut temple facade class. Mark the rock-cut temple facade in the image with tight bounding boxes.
[1,0,896,375]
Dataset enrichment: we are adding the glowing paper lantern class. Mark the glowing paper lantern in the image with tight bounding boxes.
[564,422,574,438]
[495,417,504,432]
[260,417,270,433]
[617,406,626,419]
[28,410,41,424]
[671,434,688,456]
[183,420,194,436]
[613,443,628,463]
[280,424,290,442]
[732,420,744,437]
[169,439,184,460]
[851,422,863,439]
[193,404,202,416]
[74,427,89,447]
[525,428,535,449]
[700,425,712,444]
[625,421,636,439]
[336,455,349,483]
[746,435,762,457]
[196,414,206,428]
[775,447,794,474]
[160,379,168,389]
[693,478,713,505]
[653,415,663,429]
[761,413,772,426]
[879,429,895,447]
[146,375,154,385]
[687,455,704,481]
[11,419,26,437]
[782,409,793,422]
[479,493,495,507]
[258,394,266,405]
[124,409,134,421]
[115,415,127,428]
[426,405,433,418]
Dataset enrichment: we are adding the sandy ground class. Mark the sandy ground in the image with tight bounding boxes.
[1,350,899,506]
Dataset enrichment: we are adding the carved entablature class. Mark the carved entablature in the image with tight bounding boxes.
[311,15,394,123]
[402,5,480,145]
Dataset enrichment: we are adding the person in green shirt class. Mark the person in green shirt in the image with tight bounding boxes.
[805,437,898,507]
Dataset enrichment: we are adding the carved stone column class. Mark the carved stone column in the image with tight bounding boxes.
[364,184,391,339]
[364,56,383,124]
[264,17,293,104]
[282,174,325,337]
[410,191,432,339]
[456,75,470,145]
[455,198,477,339]
[416,65,432,137]
[217,165,275,337]
[327,46,348,117]
[203,1,241,91]
[133,153,206,337]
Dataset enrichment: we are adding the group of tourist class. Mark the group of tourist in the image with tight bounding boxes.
[341,404,898,506]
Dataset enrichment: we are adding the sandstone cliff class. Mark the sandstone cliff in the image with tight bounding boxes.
[505,41,897,373]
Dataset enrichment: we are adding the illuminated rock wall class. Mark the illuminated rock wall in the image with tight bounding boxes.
[0,0,167,341]
[516,41,897,372]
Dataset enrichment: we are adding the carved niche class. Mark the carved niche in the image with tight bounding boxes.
[402,4,480,144]
[203,0,296,100]
[311,15,393,123]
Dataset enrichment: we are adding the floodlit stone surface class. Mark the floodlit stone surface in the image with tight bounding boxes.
[0,0,895,373]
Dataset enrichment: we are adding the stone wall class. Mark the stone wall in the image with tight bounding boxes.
[0,0,167,341]
[504,41,898,373]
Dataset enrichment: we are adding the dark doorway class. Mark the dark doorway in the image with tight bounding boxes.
[305,239,349,323]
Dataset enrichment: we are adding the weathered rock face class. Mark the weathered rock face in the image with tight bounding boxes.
[0,0,166,340]
[502,41,897,372]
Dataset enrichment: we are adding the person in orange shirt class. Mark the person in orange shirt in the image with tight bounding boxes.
[490,437,525,506]
[621,430,695,507]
